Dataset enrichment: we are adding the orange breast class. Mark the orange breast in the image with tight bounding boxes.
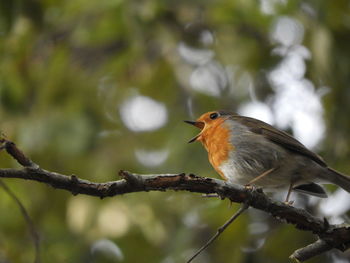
[200,122,234,180]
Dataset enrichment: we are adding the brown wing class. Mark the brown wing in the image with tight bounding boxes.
[230,115,327,167]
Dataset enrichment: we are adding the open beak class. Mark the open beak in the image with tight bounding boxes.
[184,120,204,143]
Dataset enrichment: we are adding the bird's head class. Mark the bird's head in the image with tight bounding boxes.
[184,111,232,143]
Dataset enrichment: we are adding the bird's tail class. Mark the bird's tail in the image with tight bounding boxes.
[327,167,350,193]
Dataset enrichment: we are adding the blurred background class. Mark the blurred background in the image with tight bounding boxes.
[0,0,350,262]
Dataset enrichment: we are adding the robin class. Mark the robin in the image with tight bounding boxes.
[185,110,350,202]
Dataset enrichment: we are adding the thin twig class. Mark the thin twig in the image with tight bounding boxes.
[0,180,40,263]
[186,203,250,263]
[247,168,275,185]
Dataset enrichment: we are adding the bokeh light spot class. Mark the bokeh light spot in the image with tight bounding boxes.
[91,239,124,262]
[66,196,93,233]
[238,102,274,125]
[135,149,169,167]
[190,61,227,97]
[97,202,130,238]
[120,95,168,132]
[270,16,304,47]
[178,42,214,66]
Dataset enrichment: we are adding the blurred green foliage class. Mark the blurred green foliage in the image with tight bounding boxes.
[0,0,350,262]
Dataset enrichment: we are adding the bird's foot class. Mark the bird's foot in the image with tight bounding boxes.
[283,200,294,206]
[244,184,255,190]
[244,184,264,196]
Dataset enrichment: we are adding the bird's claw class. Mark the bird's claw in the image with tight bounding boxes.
[244,184,255,190]
[284,200,294,206]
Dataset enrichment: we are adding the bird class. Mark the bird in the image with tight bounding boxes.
[185,110,350,202]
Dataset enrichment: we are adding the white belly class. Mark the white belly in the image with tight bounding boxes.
[218,158,302,189]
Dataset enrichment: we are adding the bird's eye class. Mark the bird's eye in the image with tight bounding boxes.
[209,112,219,120]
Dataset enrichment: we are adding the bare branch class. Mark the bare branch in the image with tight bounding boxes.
[290,239,333,262]
[0,138,349,261]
